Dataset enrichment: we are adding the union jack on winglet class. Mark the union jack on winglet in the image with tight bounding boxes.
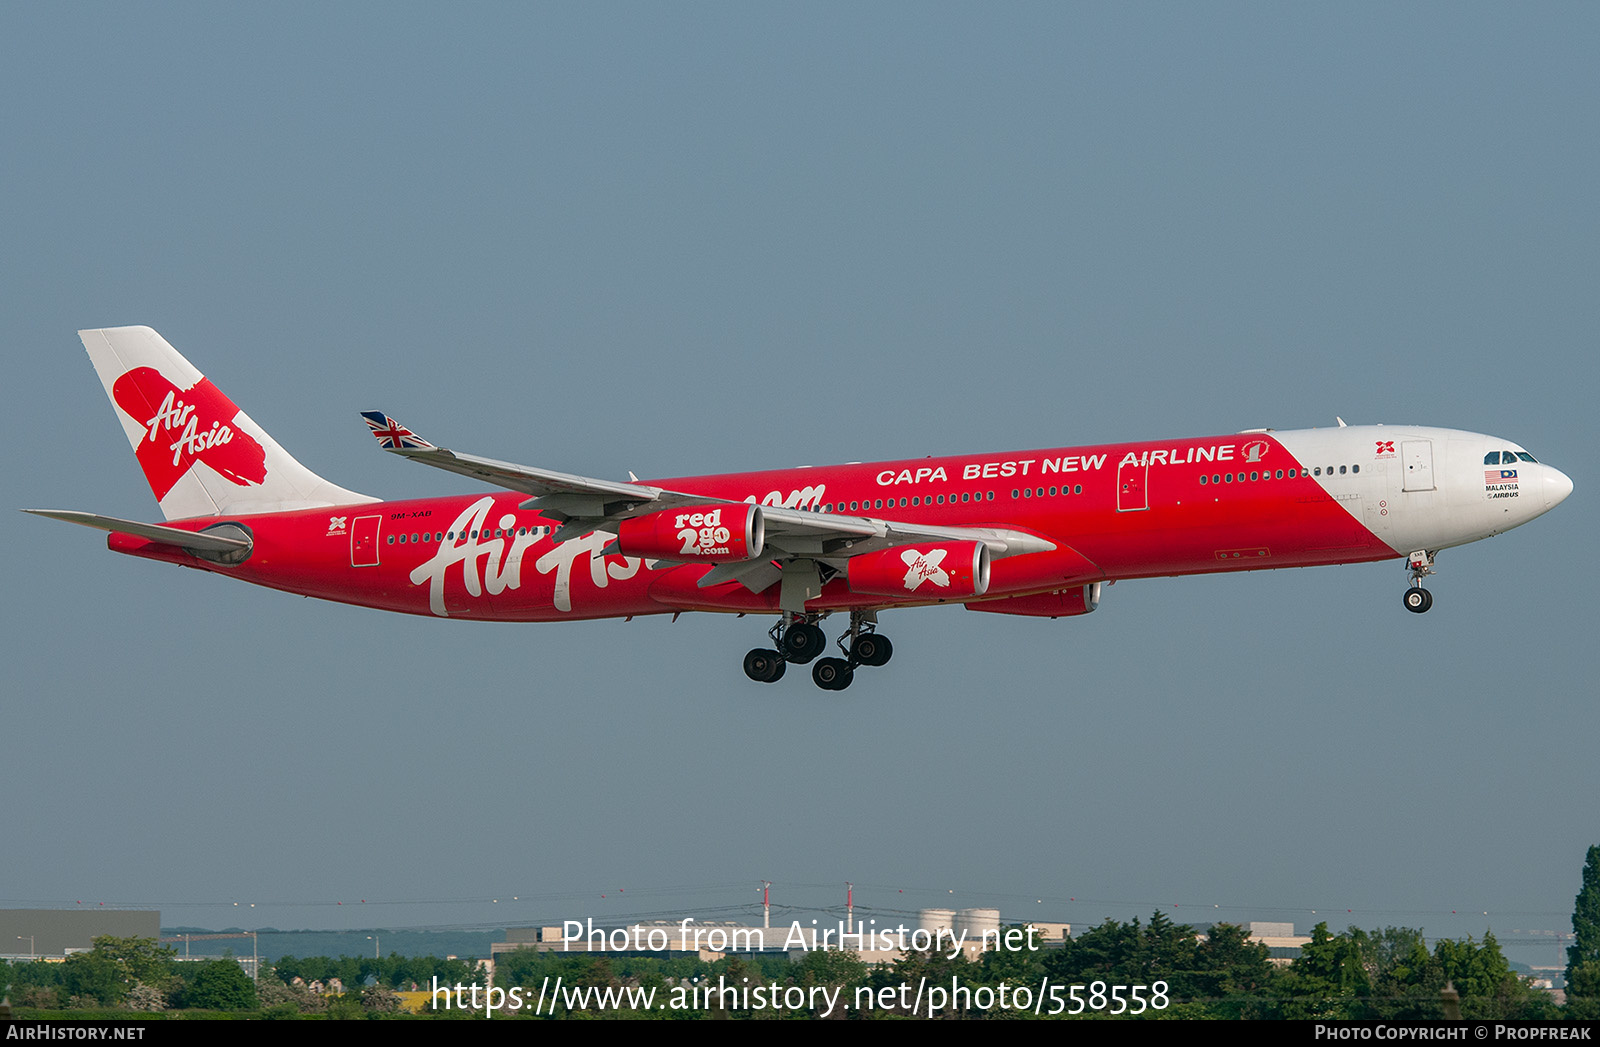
[362,411,434,451]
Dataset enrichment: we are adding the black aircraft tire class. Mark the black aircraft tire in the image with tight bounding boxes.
[744,648,784,682]
[812,657,854,690]
[1403,588,1432,614]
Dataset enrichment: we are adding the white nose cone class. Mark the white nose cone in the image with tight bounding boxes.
[1545,467,1574,510]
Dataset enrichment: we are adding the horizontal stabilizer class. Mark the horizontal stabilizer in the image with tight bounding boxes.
[22,509,253,553]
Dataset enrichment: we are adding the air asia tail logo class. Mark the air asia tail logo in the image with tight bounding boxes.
[111,367,268,500]
[900,548,950,591]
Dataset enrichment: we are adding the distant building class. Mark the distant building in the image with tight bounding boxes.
[1,909,161,959]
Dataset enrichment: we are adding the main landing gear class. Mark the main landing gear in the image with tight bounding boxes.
[742,610,893,690]
[1403,549,1436,614]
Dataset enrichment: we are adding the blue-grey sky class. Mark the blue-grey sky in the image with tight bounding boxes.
[4,4,1595,966]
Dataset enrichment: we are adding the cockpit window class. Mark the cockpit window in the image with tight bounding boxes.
[1516,452,1538,464]
[1484,451,1501,465]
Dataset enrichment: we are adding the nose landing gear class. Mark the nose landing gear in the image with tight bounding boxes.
[1403,550,1436,614]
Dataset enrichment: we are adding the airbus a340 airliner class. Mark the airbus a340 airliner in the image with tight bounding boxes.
[29,327,1572,690]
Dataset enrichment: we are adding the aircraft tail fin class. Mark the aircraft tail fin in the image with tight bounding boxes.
[79,326,376,520]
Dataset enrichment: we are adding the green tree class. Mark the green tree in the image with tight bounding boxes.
[1363,929,1442,1019]
[1568,845,1600,1013]
[181,960,257,1011]
[58,936,178,1007]
[1271,924,1549,1021]
[1043,915,1143,985]
[1191,923,1276,1018]
[792,944,871,1014]
[1043,913,1201,995]
[875,941,979,1017]
[1434,930,1547,1019]
[1275,922,1369,1019]
[976,925,1048,986]
[59,950,125,1005]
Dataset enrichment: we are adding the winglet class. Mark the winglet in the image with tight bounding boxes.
[361,411,436,451]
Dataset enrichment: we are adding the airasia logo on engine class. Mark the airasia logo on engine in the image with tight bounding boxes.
[848,541,988,600]
[899,548,951,591]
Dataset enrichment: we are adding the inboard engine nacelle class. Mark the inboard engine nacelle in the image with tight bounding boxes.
[847,540,991,599]
[615,504,765,562]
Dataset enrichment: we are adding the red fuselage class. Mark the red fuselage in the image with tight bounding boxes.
[112,430,1400,621]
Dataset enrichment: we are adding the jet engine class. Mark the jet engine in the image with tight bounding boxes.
[615,504,764,562]
[847,540,990,599]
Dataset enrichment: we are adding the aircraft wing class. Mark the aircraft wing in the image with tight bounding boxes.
[361,411,655,503]
[361,412,1055,587]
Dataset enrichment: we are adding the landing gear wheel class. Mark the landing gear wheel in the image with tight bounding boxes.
[783,623,827,664]
[850,633,893,667]
[812,657,854,690]
[743,649,786,682]
[1403,550,1437,614]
